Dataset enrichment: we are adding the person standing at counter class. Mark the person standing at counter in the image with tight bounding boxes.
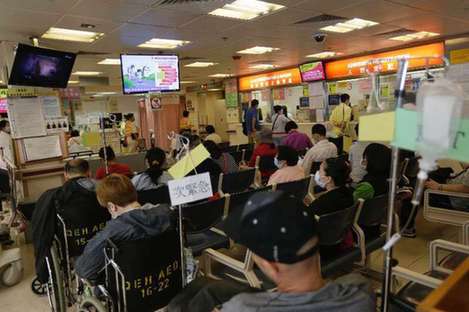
[329,94,352,154]
[124,113,139,153]
[245,99,260,144]
[271,105,290,146]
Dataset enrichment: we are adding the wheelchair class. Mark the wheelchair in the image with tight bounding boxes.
[76,228,183,312]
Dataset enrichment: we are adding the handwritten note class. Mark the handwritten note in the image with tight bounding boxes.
[168,144,210,179]
[8,97,47,139]
[168,172,213,206]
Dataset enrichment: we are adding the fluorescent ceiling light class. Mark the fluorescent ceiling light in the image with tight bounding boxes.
[68,80,79,84]
[96,92,117,95]
[321,18,378,33]
[209,74,232,78]
[306,51,338,59]
[41,27,104,43]
[73,71,103,76]
[237,46,280,54]
[209,0,285,20]
[389,31,439,42]
[181,81,196,84]
[138,38,190,49]
[185,62,217,68]
[207,88,223,91]
[249,64,277,69]
[98,58,121,65]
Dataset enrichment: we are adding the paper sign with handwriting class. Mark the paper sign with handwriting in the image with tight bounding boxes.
[168,172,213,206]
[168,144,210,179]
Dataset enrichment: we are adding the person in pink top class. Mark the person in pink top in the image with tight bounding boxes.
[268,145,305,186]
[281,121,313,154]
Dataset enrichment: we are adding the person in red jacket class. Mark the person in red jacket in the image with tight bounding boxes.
[95,146,132,180]
[248,128,277,179]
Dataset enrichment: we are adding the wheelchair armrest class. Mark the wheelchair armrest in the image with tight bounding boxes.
[430,239,469,274]
[203,248,246,271]
[391,266,442,290]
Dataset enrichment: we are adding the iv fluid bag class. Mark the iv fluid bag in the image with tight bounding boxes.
[416,78,463,170]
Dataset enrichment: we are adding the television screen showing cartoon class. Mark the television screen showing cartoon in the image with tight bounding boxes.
[120,54,180,94]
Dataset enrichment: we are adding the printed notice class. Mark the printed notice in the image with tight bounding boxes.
[42,96,62,118]
[8,97,47,139]
[23,135,62,161]
[168,172,213,206]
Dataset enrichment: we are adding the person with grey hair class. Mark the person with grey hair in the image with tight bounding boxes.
[247,127,278,179]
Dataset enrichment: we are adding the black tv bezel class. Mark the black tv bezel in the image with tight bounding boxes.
[119,53,181,95]
[8,43,77,89]
[298,61,326,83]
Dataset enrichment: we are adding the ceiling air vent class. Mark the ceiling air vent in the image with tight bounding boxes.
[373,28,415,37]
[294,14,346,25]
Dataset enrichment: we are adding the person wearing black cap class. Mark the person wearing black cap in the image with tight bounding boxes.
[169,191,375,312]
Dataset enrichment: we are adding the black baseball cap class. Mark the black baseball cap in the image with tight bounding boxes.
[222,191,319,264]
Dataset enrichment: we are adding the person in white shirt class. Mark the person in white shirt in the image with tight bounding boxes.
[302,124,337,176]
[67,129,90,154]
[271,105,290,146]
[348,125,370,183]
[0,120,13,193]
[204,125,222,144]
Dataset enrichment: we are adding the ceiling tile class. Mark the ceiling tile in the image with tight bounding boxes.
[129,7,201,27]
[68,0,148,22]
[54,15,122,34]
[0,0,80,14]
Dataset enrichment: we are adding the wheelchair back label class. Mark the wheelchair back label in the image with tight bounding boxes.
[66,222,106,246]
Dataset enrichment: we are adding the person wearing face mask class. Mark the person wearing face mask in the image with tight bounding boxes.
[268,145,305,186]
[302,124,338,176]
[309,157,354,216]
[75,174,172,280]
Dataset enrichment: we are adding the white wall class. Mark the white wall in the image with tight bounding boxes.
[76,95,140,125]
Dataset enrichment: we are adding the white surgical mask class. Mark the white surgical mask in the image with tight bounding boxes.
[274,157,281,168]
[360,158,367,170]
[314,171,327,188]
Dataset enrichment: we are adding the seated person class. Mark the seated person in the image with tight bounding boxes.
[302,124,338,175]
[248,128,277,179]
[95,146,132,180]
[204,125,222,144]
[132,147,172,191]
[169,191,375,312]
[75,174,172,280]
[353,143,391,202]
[281,121,312,153]
[203,140,239,174]
[268,145,305,186]
[309,157,354,216]
[348,125,370,183]
[67,129,90,153]
[32,159,111,283]
[186,135,222,178]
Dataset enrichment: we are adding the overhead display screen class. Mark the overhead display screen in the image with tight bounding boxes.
[120,54,180,94]
[299,61,325,82]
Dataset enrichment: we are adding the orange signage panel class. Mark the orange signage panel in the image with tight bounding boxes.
[239,68,302,91]
[326,42,445,80]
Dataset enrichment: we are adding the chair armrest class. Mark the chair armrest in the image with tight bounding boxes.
[464,221,469,245]
[391,266,442,290]
[430,239,469,274]
[203,248,246,271]
[425,189,469,199]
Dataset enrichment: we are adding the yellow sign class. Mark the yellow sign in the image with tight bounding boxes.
[450,48,469,64]
[168,144,210,179]
[328,83,337,94]
[0,89,7,98]
[359,111,395,142]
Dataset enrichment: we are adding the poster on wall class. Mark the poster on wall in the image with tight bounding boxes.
[149,94,162,111]
[23,135,62,161]
[224,78,238,108]
[42,96,62,118]
[8,97,47,138]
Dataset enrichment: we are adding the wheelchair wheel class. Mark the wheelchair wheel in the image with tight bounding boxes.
[0,261,23,287]
[48,244,66,312]
[79,297,108,312]
[31,276,48,296]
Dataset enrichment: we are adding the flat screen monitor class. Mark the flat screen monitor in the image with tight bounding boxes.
[8,44,76,89]
[120,54,180,94]
[299,61,325,82]
[328,94,341,106]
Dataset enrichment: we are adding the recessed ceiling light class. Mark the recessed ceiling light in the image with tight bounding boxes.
[209,0,285,20]
[249,64,277,69]
[41,27,104,43]
[68,80,79,84]
[73,71,103,76]
[306,51,338,59]
[209,74,232,78]
[321,18,378,33]
[185,62,217,68]
[98,58,121,65]
[389,31,439,42]
[138,38,190,49]
[181,81,196,84]
[237,46,280,54]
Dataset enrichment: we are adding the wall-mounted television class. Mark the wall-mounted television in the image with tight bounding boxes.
[8,44,76,89]
[120,54,180,94]
[299,61,325,82]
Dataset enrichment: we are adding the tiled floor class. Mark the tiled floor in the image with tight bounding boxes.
[0,210,461,312]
